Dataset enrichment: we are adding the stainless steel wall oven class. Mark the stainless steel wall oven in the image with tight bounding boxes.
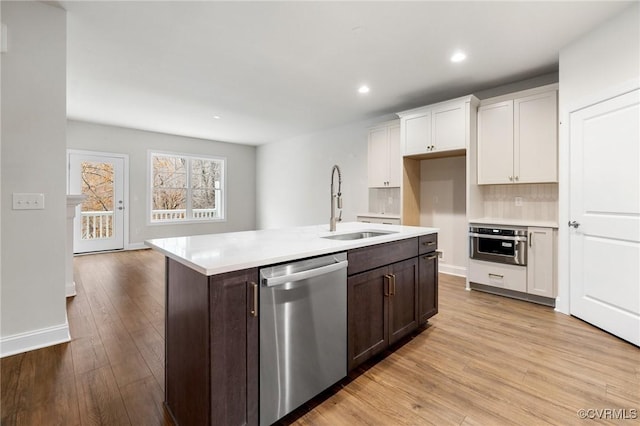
[469,225,528,266]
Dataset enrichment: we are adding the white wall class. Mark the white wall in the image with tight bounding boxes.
[419,157,467,276]
[67,120,257,245]
[557,3,640,314]
[256,116,395,230]
[1,2,69,356]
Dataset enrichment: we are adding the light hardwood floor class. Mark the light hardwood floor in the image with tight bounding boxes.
[1,249,638,425]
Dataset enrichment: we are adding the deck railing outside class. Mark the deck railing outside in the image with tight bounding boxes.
[81,211,113,240]
[81,208,219,239]
[151,208,219,221]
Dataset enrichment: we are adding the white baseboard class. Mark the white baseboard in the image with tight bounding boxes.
[0,321,71,358]
[66,281,77,298]
[126,242,148,251]
[439,263,467,278]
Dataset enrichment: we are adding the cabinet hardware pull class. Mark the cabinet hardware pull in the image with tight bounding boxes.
[488,273,504,279]
[424,255,437,260]
[250,282,258,317]
[384,274,391,297]
[390,274,396,296]
[515,176,519,181]
[423,241,436,246]
[529,232,532,248]
[509,176,513,181]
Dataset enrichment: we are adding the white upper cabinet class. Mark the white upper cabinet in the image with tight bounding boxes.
[515,91,558,183]
[403,111,431,156]
[368,121,401,187]
[477,100,514,184]
[477,86,558,184]
[398,95,477,157]
[432,100,467,152]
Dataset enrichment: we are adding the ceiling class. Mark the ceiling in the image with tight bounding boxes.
[61,1,632,145]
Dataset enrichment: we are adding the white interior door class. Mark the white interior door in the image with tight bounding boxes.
[68,151,125,253]
[569,88,640,346]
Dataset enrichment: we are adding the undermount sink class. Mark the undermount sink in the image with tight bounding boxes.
[322,230,397,241]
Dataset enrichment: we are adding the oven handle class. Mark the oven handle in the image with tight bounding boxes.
[469,233,528,242]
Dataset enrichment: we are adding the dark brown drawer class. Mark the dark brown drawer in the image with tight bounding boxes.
[418,233,438,255]
[347,238,418,276]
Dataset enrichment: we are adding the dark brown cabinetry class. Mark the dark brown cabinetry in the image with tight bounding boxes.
[347,236,437,371]
[388,257,419,344]
[346,265,389,371]
[418,234,438,325]
[165,259,258,426]
[164,232,438,425]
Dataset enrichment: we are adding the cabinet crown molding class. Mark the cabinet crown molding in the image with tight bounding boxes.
[368,118,400,130]
[479,83,559,107]
[396,94,479,118]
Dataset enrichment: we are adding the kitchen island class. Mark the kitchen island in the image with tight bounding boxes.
[146,222,439,426]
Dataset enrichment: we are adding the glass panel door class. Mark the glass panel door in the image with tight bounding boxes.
[68,151,125,253]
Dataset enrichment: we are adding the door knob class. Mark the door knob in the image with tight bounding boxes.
[568,220,580,228]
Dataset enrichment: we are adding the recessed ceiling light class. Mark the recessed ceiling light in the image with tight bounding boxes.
[358,85,370,94]
[450,51,467,63]
[213,115,221,119]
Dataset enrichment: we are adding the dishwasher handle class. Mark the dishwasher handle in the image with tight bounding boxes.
[263,260,348,287]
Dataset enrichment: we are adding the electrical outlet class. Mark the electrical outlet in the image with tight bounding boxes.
[515,196,523,207]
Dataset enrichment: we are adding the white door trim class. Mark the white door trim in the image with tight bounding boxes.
[67,149,130,252]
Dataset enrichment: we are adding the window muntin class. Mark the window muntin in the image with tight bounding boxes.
[150,152,225,223]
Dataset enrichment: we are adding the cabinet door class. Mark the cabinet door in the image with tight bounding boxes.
[347,267,388,370]
[432,101,466,152]
[477,100,514,184]
[418,253,438,325]
[368,127,389,187]
[388,257,419,345]
[210,269,259,426]
[527,227,555,298]
[387,124,401,186]
[515,91,558,183]
[403,112,431,155]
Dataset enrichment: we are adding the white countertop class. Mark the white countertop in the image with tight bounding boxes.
[469,217,559,228]
[145,222,438,276]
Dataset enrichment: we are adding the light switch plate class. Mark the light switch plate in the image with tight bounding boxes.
[13,193,45,210]
[515,196,523,207]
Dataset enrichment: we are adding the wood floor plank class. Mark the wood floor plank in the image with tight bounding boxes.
[120,376,166,426]
[0,353,23,426]
[12,344,81,426]
[75,365,130,425]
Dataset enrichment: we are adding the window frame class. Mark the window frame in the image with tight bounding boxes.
[147,150,227,225]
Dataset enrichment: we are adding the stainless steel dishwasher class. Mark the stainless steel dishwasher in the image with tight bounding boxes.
[259,252,348,426]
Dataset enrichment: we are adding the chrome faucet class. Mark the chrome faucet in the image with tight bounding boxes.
[329,165,343,232]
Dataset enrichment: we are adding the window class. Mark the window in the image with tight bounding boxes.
[150,152,225,223]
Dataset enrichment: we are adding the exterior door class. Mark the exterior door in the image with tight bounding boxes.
[569,88,640,346]
[68,151,126,253]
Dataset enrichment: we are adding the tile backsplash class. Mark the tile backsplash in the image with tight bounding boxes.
[368,187,400,215]
[481,183,558,222]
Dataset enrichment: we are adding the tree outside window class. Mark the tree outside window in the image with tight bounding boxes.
[150,152,225,222]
